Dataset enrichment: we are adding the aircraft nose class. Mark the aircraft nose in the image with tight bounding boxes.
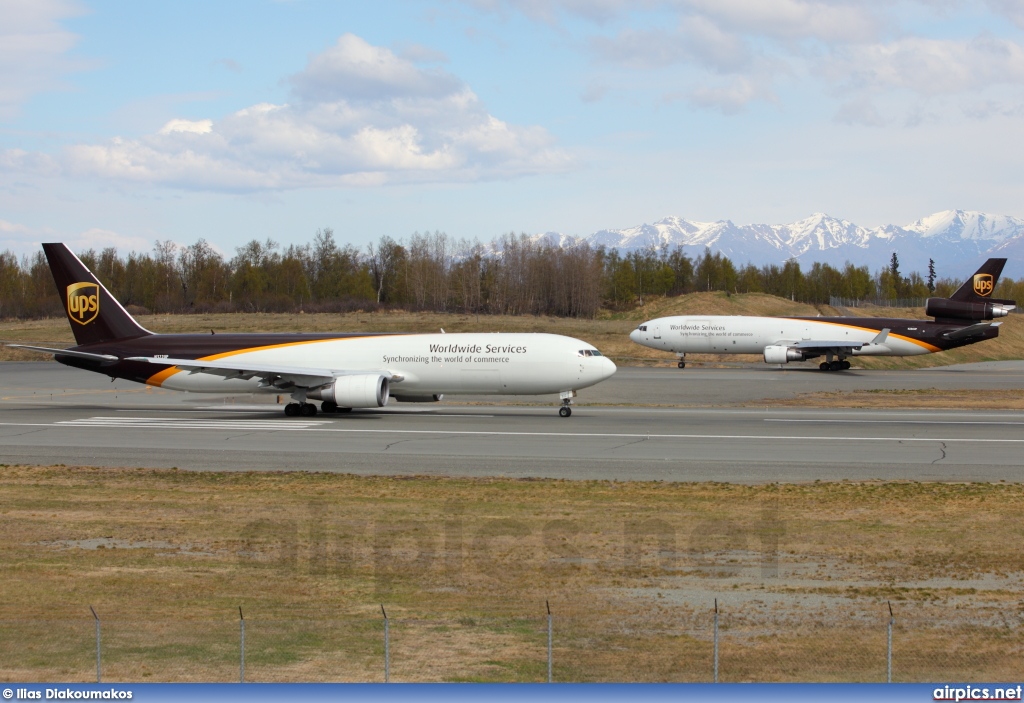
[600,356,617,380]
[629,329,639,343]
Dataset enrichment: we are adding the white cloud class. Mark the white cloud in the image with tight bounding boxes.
[56,34,571,192]
[826,34,1024,96]
[591,19,753,73]
[689,77,770,113]
[834,97,886,126]
[679,0,881,44]
[0,0,86,119]
[289,34,462,102]
[159,118,214,135]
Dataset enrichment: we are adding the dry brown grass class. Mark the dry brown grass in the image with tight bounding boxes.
[763,388,1024,409]
[1,465,1022,681]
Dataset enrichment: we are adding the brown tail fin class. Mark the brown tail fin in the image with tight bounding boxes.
[42,243,151,346]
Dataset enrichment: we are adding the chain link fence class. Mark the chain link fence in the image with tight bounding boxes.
[2,604,1021,683]
[830,296,930,309]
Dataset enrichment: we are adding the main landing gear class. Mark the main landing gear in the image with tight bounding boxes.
[819,360,851,372]
[284,402,318,417]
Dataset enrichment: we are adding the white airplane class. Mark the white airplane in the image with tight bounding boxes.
[8,243,616,417]
[630,258,1015,371]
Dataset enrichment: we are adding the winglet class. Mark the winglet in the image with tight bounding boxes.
[871,328,890,344]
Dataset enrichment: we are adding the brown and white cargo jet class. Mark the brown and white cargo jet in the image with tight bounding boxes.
[630,258,1016,371]
[8,243,615,417]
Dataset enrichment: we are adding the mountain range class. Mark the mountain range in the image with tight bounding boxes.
[532,210,1024,280]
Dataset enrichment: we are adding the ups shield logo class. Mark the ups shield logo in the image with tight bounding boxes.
[67,282,100,325]
[973,273,994,297]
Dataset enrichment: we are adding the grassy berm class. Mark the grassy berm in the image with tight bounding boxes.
[2,292,1021,369]
[1,466,1022,683]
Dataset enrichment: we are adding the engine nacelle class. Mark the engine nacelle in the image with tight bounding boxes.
[309,374,390,408]
[392,393,443,403]
[925,297,1016,321]
[763,345,804,364]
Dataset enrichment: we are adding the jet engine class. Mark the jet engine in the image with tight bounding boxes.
[763,345,805,364]
[925,297,1015,321]
[309,374,390,407]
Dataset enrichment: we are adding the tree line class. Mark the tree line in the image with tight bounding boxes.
[1,230,1020,320]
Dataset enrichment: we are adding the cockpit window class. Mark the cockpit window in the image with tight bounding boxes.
[638,325,647,332]
[578,349,604,357]
[590,350,603,357]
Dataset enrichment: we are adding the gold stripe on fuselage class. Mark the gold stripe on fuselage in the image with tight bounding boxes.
[782,318,942,353]
[143,336,386,387]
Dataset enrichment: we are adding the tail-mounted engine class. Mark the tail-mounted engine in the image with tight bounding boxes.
[309,374,390,408]
[763,345,805,364]
[925,297,1016,322]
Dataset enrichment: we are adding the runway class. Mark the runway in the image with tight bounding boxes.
[1,361,1023,482]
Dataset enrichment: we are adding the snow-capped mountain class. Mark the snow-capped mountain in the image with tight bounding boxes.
[539,210,1024,279]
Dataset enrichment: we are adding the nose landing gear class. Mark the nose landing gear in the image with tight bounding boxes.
[558,390,575,418]
[676,353,686,369]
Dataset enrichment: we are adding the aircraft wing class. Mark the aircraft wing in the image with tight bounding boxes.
[126,356,403,389]
[6,344,119,365]
[788,340,867,352]
[941,321,1000,341]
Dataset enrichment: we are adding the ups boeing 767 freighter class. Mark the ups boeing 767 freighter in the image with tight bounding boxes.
[630,258,1016,371]
[8,243,615,417]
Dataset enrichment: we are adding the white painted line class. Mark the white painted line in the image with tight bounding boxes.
[0,419,1022,443]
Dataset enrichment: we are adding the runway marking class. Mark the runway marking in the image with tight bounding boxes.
[0,417,1022,444]
[767,418,1024,426]
[58,416,329,430]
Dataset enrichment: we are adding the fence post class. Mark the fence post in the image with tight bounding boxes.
[238,607,245,683]
[546,600,552,683]
[89,606,100,684]
[381,605,389,683]
[713,599,719,683]
[887,601,894,683]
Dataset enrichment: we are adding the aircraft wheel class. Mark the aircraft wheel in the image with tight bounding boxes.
[559,406,572,418]
[840,360,851,370]
[300,403,317,417]
[284,403,301,417]
[678,361,686,369]
[819,362,830,371]
[829,361,843,371]
[321,401,338,413]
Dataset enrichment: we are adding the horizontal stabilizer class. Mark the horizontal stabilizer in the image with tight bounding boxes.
[941,322,998,341]
[6,344,119,365]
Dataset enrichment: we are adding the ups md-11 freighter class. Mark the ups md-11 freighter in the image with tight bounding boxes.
[630,258,1015,371]
[9,244,616,417]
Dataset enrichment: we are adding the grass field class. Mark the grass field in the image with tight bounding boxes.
[1,466,1022,682]
[2,292,1022,369]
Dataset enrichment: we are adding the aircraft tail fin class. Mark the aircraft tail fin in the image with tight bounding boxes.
[950,258,1007,302]
[42,243,151,346]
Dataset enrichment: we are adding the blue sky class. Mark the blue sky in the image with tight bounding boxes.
[2,0,1023,257]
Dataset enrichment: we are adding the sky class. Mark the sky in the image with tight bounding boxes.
[2,0,1024,258]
